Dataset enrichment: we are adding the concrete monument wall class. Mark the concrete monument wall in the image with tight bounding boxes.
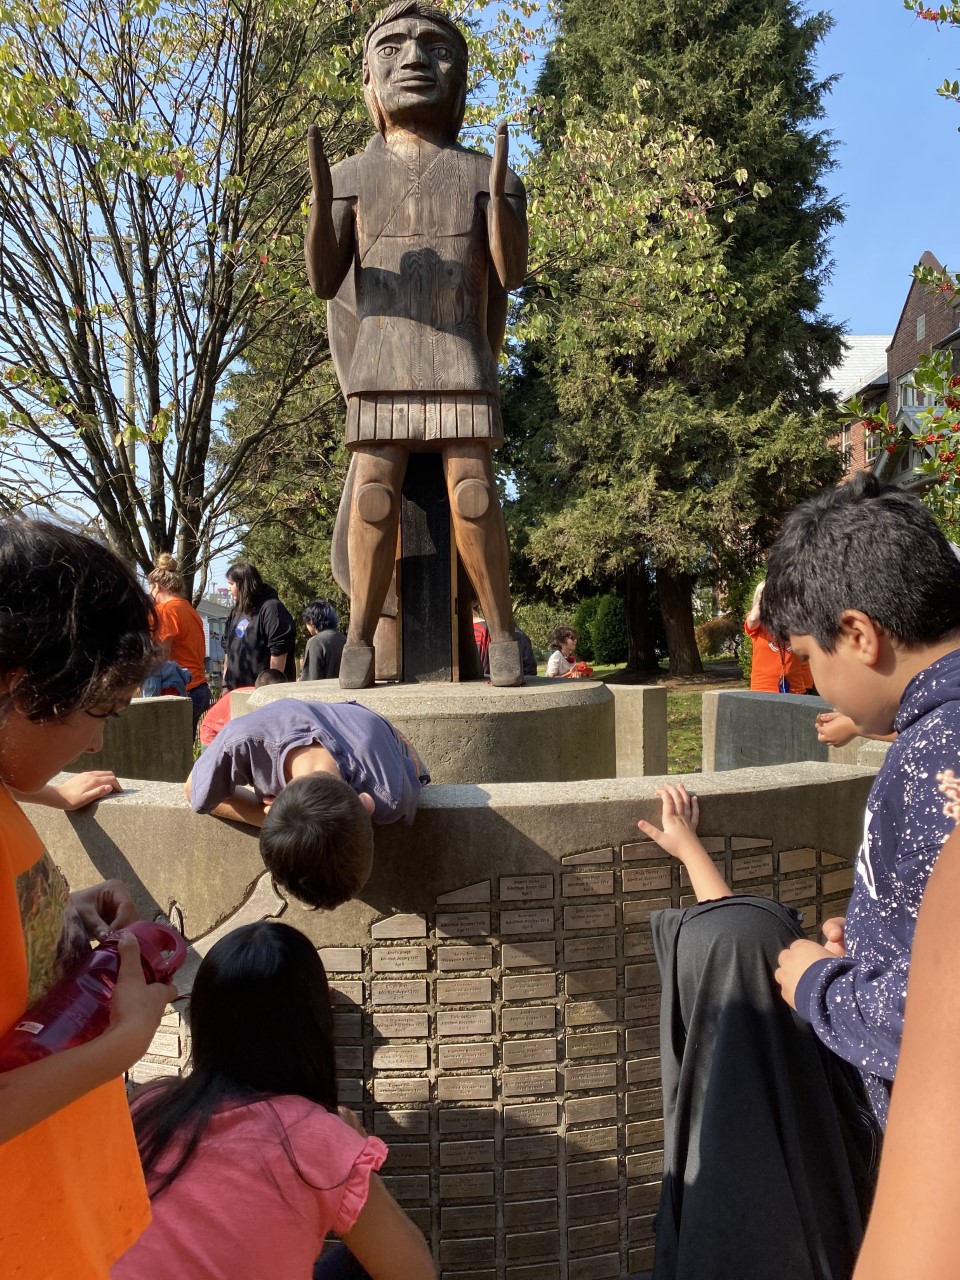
[249,680,621,784]
[702,689,890,773]
[26,762,872,1280]
[64,695,193,783]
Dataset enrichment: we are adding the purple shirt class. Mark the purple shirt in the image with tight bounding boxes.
[188,699,428,825]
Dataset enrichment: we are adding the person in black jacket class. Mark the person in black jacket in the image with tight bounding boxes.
[223,563,296,690]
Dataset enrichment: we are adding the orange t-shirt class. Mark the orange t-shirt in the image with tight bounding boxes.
[154,596,207,690]
[0,787,151,1277]
[745,620,812,694]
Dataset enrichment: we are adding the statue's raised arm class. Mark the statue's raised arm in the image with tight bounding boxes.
[488,121,528,291]
[305,124,354,300]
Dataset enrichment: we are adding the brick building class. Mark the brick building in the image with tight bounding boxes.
[830,251,960,488]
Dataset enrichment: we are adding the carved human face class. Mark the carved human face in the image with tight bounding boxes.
[364,16,465,135]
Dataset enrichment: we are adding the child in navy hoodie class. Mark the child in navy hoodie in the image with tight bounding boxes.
[638,472,960,1280]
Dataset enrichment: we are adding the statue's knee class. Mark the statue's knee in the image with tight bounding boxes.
[452,477,491,521]
[355,481,394,525]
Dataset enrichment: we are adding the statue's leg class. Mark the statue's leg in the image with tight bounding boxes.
[341,443,408,689]
[443,443,522,687]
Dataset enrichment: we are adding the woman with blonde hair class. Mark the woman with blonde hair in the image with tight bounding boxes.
[147,553,210,731]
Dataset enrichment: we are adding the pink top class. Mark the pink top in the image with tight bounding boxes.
[112,1096,387,1279]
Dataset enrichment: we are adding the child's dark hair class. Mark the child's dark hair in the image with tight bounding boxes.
[0,518,159,720]
[761,472,960,652]
[303,599,339,632]
[260,774,374,909]
[226,562,266,617]
[548,626,577,651]
[254,668,287,688]
[132,921,338,1196]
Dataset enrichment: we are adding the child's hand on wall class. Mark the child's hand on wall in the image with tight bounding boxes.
[637,783,702,861]
[637,783,732,904]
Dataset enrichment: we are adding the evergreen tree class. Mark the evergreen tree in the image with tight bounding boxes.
[505,0,843,674]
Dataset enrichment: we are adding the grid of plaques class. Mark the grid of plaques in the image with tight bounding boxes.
[320,837,853,1280]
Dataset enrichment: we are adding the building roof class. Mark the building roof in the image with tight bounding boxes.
[823,335,891,400]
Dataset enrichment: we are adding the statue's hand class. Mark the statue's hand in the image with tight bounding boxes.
[308,124,333,207]
[491,120,509,200]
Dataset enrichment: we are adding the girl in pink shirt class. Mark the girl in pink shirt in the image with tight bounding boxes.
[112,922,435,1280]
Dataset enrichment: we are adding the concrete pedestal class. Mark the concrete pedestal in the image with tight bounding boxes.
[63,695,193,783]
[248,677,617,785]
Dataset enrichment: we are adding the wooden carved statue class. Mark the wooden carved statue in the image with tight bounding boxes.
[305,0,527,689]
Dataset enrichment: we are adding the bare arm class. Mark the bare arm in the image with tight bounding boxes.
[815,711,896,747]
[637,783,732,903]
[0,933,173,1144]
[487,122,527,290]
[305,125,354,299]
[339,1174,437,1280]
[853,827,960,1279]
[184,774,266,830]
[12,771,122,811]
[269,653,288,675]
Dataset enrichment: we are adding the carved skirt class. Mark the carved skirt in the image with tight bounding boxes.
[345,393,502,449]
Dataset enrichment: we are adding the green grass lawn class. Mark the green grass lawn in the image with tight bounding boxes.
[535,659,740,775]
[667,691,703,774]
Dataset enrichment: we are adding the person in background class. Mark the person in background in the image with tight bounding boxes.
[301,601,347,682]
[197,669,288,751]
[147,553,211,731]
[0,519,175,1279]
[223,563,296,691]
[744,580,811,693]
[545,626,581,678]
[113,921,436,1280]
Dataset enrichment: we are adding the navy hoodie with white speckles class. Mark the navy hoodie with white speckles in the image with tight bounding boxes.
[794,646,960,1127]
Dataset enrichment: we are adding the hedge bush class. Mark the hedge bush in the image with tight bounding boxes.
[591,595,628,664]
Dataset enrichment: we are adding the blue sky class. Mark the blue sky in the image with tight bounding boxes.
[815,1,960,334]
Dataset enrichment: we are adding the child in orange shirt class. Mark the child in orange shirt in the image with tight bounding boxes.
[744,581,812,693]
[0,519,175,1278]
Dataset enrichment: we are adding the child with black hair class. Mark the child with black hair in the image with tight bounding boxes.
[113,920,435,1280]
[185,699,429,909]
[638,471,960,1280]
[0,518,176,1278]
[301,600,347,681]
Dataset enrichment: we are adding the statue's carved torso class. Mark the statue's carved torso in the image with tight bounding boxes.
[330,135,524,399]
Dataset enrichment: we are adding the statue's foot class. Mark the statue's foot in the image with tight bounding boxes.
[339,643,375,690]
[488,639,523,687]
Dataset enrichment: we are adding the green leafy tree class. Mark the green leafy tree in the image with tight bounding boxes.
[840,6,960,538]
[504,0,843,675]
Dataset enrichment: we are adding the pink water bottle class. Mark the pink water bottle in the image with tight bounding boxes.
[0,920,186,1071]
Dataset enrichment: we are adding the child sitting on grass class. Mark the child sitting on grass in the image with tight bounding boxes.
[185,699,429,909]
